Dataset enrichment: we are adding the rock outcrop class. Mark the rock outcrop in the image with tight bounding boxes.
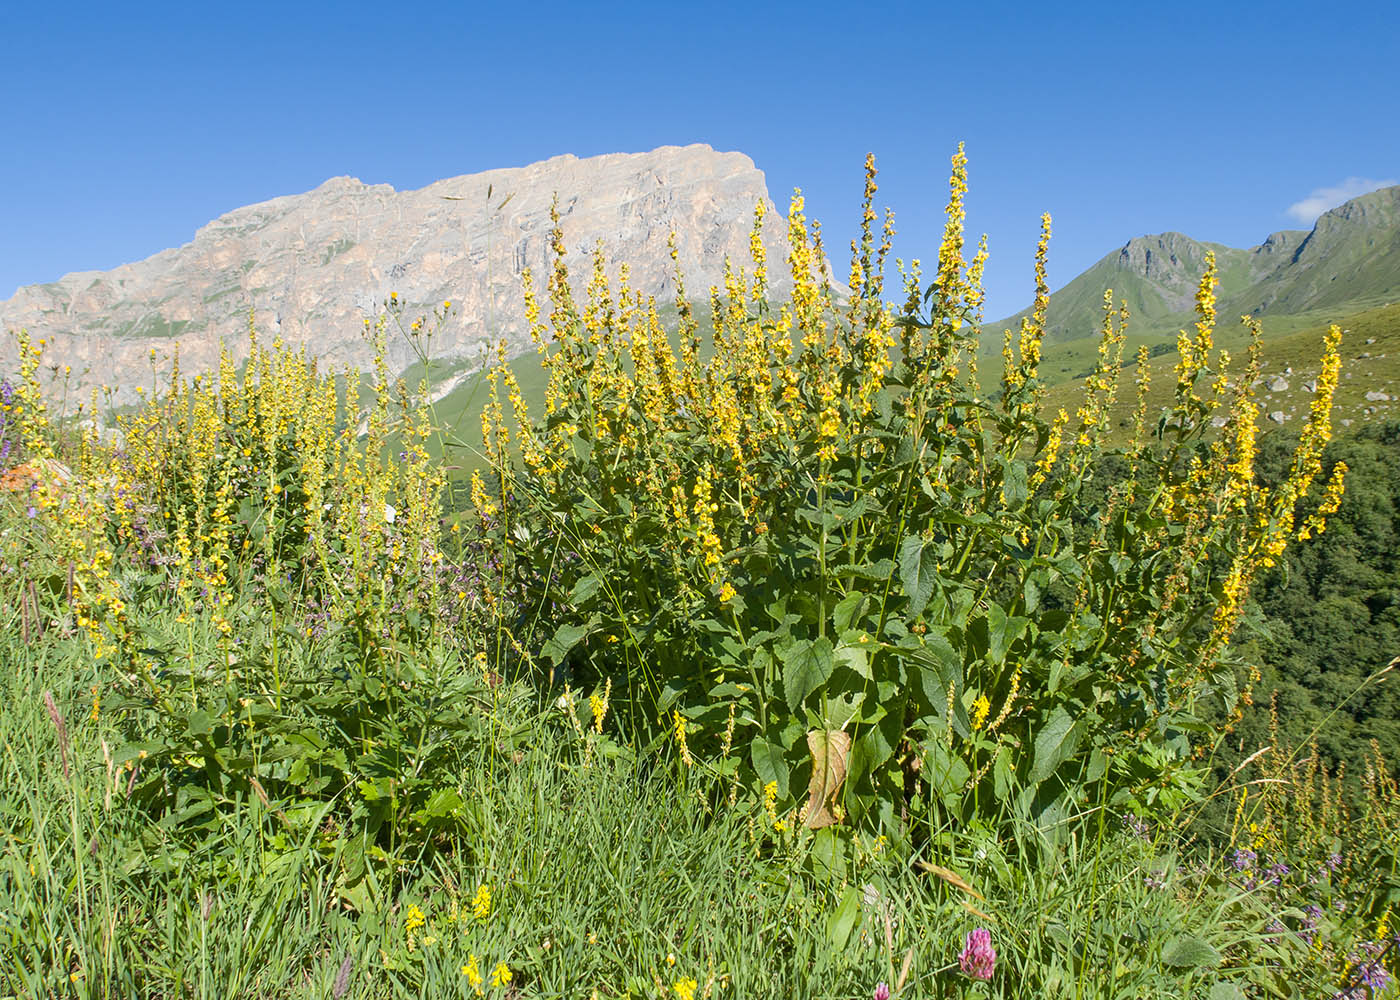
[1,145,790,405]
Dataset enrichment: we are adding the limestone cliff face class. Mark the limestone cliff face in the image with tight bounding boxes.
[1113,232,1230,314]
[1,145,789,405]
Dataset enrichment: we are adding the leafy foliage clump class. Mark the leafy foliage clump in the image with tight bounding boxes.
[478,149,1349,837]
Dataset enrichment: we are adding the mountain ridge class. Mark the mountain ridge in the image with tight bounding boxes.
[0,144,790,406]
[991,185,1400,346]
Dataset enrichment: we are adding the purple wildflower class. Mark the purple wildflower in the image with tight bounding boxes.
[1357,958,1391,992]
[873,983,890,1000]
[1266,862,1290,886]
[959,928,996,982]
[1122,812,1150,841]
[1300,904,1323,944]
[1229,848,1257,871]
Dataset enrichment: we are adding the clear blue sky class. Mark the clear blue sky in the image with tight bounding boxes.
[2,0,1397,320]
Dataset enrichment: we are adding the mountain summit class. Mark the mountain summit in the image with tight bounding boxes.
[993,184,1400,344]
[1,145,788,405]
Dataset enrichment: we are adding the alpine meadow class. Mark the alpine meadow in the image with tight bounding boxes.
[2,145,1398,1000]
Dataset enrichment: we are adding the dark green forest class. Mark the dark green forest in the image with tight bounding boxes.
[1240,421,1400,774]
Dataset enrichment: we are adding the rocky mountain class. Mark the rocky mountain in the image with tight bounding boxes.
[992,185,1400,345]
[0,145,789,406]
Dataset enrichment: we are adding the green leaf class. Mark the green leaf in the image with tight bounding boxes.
[751,737,789,799]
[568,574,602,606]
[1023,576,1042,614]
[849,696,903,784]
[1161,935,1221,969]
[826,884,861,950]
[830,559,896,582]
[185,709,215,737]
[923,741,971,807]
[782,637,835,711]
[986,605,1028,664]
[1207,983,1245,1000]
[542,623,588,666]
[832,592,868,633]
[1030,707,1083,785]
[834,634,872,680]
[910,636,971,740]
[1000,458,1028,509]
[898,535,939,617]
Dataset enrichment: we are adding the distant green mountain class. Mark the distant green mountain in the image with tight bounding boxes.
[990,184,1400,351]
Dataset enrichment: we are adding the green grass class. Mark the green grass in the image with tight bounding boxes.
[1040,301,1400,441]
[0,623,1344,999]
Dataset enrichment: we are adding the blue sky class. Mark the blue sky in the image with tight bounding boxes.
[2,0,1396,320]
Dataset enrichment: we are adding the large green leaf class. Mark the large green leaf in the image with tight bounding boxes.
[1029,706,1083,785]
[542,623,589,666]
[826,884,861,950]
[751,737,790,799]
[1161,935,1221,969]
[782,637,835,711]
[832,591,869,633]
[848,699,903,785]
[985,604,1028,664]
[898,535,939,617]
[1000,457,1028,510]
[568,574,602,606]
[910,635,971,740]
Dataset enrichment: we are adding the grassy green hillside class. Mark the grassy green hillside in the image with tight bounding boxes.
[1041,301,1400,442]
[988,185,1400,370]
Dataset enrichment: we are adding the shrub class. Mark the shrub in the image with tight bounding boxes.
[481,148,1348,837]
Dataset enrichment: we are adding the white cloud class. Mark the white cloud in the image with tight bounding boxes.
[1287,177,1398,224]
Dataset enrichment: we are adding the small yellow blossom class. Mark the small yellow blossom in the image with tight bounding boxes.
[472,883,492,920]
[462,953,483,993]
[674,977,698,1000]
[971,694,991,730]
[490,961,511,987]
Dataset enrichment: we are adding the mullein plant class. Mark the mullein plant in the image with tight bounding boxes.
[482,147,1349,838]
[2,302,500,858]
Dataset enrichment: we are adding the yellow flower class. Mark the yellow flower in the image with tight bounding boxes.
[462,953,483,993]
[404,903,425,935]
[674,977,698,1000]
[971,694,991,730]
[718,581,736,603]
[490,961,511,987]
[673,711,692,767]
[472,883,492,920]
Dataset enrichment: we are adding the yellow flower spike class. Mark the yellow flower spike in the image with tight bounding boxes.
[673,710,693,768]
[589,678,612,733]
[489,962,511,988]
[749,198,768,303]
[971,694,991,731]
[462,953,484,993]
[471,883,492,920]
